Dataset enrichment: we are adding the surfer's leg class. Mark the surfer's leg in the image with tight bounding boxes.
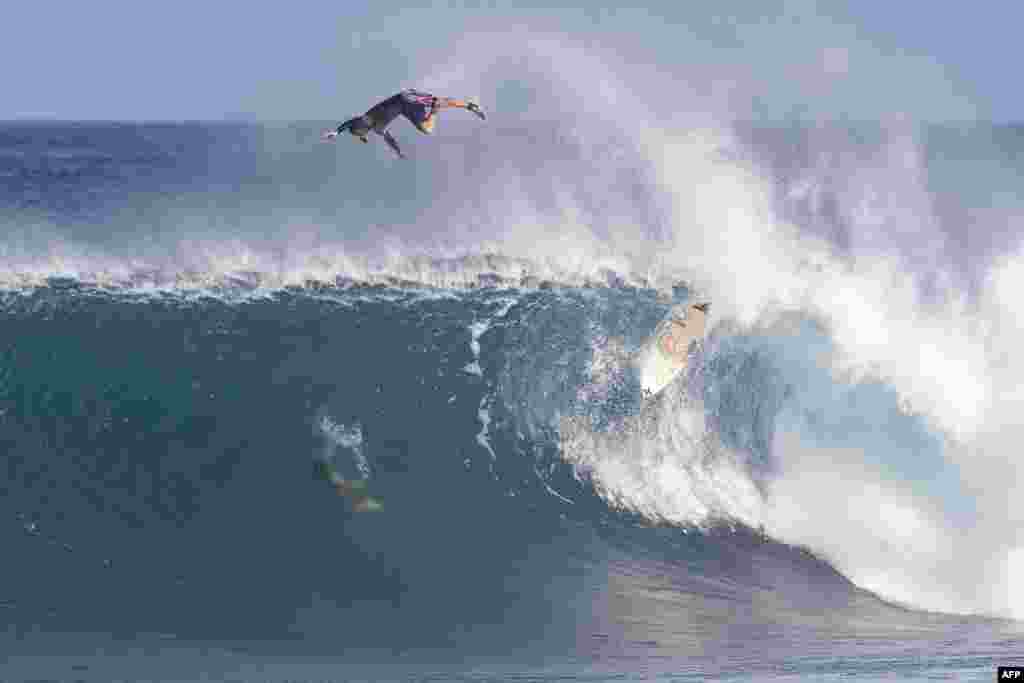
[410,99,483,133]
[402,98,436,134]
[398,92,485,134]
[414,114,436,134]
[435,97,465,108]
[398,92,437,134]
[435,97,486,120]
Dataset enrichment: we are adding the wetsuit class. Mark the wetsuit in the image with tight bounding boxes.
[331,89,484,158]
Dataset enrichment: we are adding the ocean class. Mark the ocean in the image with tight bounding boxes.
[1,116,1023,682]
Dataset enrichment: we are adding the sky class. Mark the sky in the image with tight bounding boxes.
[2,0,1021,122]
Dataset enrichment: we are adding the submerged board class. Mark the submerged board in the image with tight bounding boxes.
[636,303,709,400]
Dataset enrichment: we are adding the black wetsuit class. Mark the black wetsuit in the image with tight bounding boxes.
[337,90,438,158]
[367,90,437,131]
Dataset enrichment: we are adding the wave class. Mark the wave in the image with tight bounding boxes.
[0,247,682,300]
[4,31,1024,630]
[3,269,1018,628]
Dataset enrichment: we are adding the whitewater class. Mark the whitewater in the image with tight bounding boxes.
[2,30,1023,682]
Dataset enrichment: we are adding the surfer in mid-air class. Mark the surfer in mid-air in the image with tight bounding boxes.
[322,89,486,158]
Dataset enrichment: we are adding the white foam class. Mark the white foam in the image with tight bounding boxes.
[317,416,369,477]
[0,239,681,302]
[651,136,1022,616]
[475,401,497,462]
[465,297,521,464]
[560,385,764,529]
[409,31,1024,618]
[576,332,629,404]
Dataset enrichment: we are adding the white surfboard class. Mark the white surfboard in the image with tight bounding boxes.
[636,303,709,400]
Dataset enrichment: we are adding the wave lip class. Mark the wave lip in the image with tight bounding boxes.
[0,249,684,300]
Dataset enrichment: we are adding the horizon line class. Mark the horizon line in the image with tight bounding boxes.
[3,117,1023,127]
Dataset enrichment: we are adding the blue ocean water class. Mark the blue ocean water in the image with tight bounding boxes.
[1,120,1023,683]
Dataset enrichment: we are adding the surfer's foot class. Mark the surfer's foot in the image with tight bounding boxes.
[466,102,486,120]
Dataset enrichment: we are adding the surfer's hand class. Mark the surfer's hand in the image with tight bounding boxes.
[321,129,339,141]
[466,102,486,120]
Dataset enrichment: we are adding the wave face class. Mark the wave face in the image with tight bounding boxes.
[4,40,1024,677]
[3,281,1021,681]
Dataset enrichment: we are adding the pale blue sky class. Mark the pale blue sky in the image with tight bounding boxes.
[3,1,1019,122]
